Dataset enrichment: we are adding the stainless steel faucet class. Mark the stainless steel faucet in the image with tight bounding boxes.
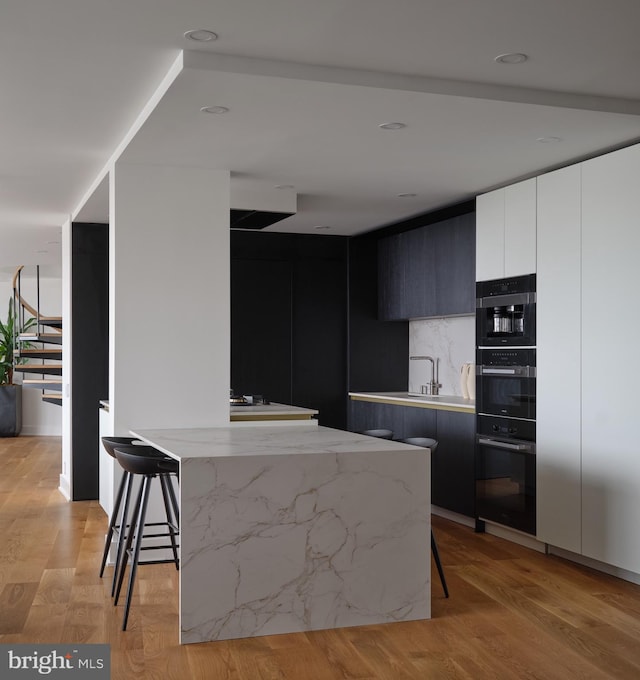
[410,355,442,396]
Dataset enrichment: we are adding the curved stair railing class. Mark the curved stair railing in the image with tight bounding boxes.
[12,265,63,406]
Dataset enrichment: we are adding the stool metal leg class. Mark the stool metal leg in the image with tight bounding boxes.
[431,530,449,598]
[111,472,134,598]
[165,473,179,524]
[114,475,145,605]
[122,475,152,631]
[99,469,128,578]
[159,474,179,569]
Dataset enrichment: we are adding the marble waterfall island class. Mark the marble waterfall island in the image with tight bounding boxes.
[131,425,431,644]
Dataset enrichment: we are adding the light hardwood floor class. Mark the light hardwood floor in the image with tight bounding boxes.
[2,436,640,679]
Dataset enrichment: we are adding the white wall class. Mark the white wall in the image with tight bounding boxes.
[0,272,63,436]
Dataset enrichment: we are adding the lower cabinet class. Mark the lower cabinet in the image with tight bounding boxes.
[432,410,476,518]
[349,400,475,517]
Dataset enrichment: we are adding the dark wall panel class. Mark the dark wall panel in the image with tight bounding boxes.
[292,257,347,430]
[231,231,348,429]
[71,222,109,501]
[231,259,292,403]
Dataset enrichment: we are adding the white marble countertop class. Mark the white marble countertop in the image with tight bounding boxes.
[131,424,427,461]
[349,391,475,413]
[133,423,431,643]
[230,402,318,417]
[99,400,316,418]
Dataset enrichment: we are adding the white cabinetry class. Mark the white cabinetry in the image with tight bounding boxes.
[536,165,582,554]
[536,143,640,575]
[476,178,536,281]
[581,144,640,573]
[476,189,504,281]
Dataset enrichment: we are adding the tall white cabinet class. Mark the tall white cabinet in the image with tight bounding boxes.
[536,165,582,555]
[536,143,640,574]
[476,177,537,281]
[581,145,640,572]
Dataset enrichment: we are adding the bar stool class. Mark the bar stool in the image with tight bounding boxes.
[112,445,180,631]
[361,429,394,440]
[398,436,449,598]
[99,436,146,593]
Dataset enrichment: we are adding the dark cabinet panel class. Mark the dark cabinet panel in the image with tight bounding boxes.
[432,214,476,316]
[433,410,476,517]
[349,400,399,434]
[378,212,475,320]
[230,232,348,430]
[231,258,292,405]
[348,400,437,442]
[378,230,407,320]
[348,237,408,394]
[349,400,475,517]
[292,258,347,430]
[402,404,437,439]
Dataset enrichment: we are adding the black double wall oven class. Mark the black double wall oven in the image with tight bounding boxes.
[475,274,536,536]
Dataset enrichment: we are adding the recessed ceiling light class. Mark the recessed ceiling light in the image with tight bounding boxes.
[314,225,331,230]
[47,241,60,245]
[36,249,48,254]
[397,193,417,198]
[184,29,218,42]
[379,122,406,130]
[494,53,528,64]
[200,106,229,115]
[275,184,295,190]
[536,136,562,143]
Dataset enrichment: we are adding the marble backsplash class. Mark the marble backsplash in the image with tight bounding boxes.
[408,315,475,397]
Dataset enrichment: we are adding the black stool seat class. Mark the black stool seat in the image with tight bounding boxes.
[361,429,394,440]
[114,445,177,475]
[113,445,180,631]
[397,437,439,452]
[101,436,143,458]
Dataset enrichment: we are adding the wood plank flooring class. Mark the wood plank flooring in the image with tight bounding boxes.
[2,436,640,679]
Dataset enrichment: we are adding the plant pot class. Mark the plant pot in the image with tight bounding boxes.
[0,385,22,437]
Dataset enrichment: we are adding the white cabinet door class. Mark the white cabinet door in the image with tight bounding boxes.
[505,178,537,277]
[476,188,504,281]
[536,165,582,553]
[476,179,536,281]
[581,143,640,573]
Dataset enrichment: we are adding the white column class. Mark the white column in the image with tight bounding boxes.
[109,162,230,434]
[60,217,72,499]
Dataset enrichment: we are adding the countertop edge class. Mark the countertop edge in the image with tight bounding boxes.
[349,392,475,414]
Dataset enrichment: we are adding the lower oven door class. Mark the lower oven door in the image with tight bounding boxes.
[476,435,536,535]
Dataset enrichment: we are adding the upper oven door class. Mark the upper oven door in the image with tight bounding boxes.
[476,350,536,419]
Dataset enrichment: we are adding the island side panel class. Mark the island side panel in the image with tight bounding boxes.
[179,449,430,643]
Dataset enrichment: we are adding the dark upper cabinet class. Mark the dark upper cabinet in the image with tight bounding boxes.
[377,229,407,319]
[378,212,475,320]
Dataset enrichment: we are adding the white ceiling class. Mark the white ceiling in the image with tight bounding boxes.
[3,0,640,274]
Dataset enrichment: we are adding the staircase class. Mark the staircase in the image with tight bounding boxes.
[11,266,63,406]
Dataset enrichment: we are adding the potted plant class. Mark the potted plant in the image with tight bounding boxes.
[0,298,35,436]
